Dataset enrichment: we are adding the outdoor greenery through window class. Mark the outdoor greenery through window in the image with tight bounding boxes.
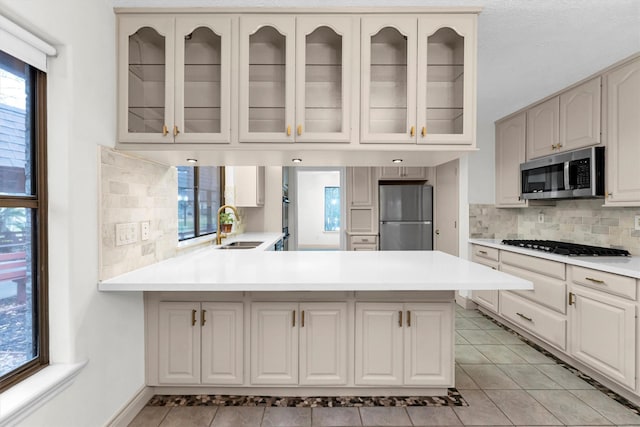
[324,186,340,232]
[0,49,48,391]
[178,166,223,240]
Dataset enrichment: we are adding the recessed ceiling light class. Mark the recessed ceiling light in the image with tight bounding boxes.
[292,158,302,163]
[186,158,198,163]
[392,159,403,164]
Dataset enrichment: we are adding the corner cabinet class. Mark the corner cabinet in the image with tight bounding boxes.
[118,15,232,144]
[495,112,527,207]
[360,15,475,145]
[346,167,377,235]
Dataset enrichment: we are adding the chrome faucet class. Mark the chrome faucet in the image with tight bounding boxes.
[216,204,240,245]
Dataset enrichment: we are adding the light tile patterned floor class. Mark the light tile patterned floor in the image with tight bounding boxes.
[129,307,640,426]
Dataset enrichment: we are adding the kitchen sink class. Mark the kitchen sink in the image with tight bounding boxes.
[218,241,263,249]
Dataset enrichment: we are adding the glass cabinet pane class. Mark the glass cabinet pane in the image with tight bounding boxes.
[249,27,286,133]
[305,27,342,133]
[426,28,464,135]
[184,27,221,134]
[128,27,166,133]
[369,28,407,134]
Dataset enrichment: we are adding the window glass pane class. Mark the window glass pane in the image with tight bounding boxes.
[324,186,340,232]
[0,207,36,377]
[0,51,33,196]
[177,167,195,240]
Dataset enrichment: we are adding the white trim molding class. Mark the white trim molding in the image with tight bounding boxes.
[0,13,57,71]
[105,386,154,427]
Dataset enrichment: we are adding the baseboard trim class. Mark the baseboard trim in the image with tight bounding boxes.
[106,385,154,427]
[455,291,477,309]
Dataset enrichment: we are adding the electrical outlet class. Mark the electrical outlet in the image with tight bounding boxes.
[538,213,544,224]
[141,221,150,241]
[635,215,640,231]
[116,223,138,246]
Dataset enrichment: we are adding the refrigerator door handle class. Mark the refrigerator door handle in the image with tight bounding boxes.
[381,221,432,225]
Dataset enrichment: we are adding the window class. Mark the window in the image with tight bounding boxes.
[0,50,48,391]
[324,186,340,232]
[178,166,223,240]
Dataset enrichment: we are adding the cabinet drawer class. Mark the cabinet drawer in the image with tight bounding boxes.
[500,291,567,351]
[569,265,637,300]
[501,264,566,314]
[472,245,499,262]
[350,235,377,245]
[501,251,565,280]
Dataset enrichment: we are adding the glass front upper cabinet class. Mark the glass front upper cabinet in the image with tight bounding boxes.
[361,17,417,144]
[417,15,475,144]
[295,17,354,143]
[239,16,296,143]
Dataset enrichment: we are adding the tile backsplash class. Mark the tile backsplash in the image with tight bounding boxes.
[470,200,640,256]
[99,147,177,280]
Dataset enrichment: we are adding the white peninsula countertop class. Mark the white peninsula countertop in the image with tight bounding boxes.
[99,246,532,292]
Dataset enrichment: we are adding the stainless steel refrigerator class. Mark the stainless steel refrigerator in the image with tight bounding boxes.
[379,183,433,250]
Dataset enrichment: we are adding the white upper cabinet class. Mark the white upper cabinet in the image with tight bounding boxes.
[418,15,475,145]
[526,97,560,160]
[239,16,296,143]
[295,17,355,143]
[605,57,640,206]
[559,77,601,152]
[119,15,232,144]
[495,112,527,207]
[361,17,417,144]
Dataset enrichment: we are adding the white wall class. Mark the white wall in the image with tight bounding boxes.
[296,170,340,249]
[0,1,147,426]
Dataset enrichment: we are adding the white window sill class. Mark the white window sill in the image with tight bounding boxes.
[177,234,216,250]
[0,361,87,426]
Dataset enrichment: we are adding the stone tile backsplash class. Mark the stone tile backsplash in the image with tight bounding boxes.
[99,147,177,280]
[469,200,640,256]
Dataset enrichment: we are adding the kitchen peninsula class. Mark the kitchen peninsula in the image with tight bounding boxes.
[99,238,531,396]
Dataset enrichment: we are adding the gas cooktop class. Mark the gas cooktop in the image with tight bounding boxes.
[500,239,630,257]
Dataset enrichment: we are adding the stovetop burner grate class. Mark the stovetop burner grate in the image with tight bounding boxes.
[500,239,630,257]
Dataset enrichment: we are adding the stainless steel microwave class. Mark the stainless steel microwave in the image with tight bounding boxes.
[520,146,605,200]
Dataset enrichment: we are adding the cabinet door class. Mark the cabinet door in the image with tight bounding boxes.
[495,112,527,207]
[605,58,640,206]
[118,16,175,143]
[404,303,453,386]
[379,167,402,179]
[570,286,636,389]
[174,16,231,144]
[296,16,355,143]
[471,254,500,312]
[201,302,243,385]
[158,302,200,384]
[559,77,601,152]
[239,16,296,143]
[401,167,428,179]
[526,97,560,160]
[348,167,374,206]
[361,17,417,144]
[418,15,476,145]
[299,303,348,385]
[250,302,298,384]
[233,166,265,207]
[355,303,403,385]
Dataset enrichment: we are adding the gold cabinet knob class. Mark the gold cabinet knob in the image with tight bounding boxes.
[162,125,169,136]
[173,125,180,137]
[551,144,557,150]
[297,125,302,136]
[557,143,563,148]
[410,126,415,137]
[287,125,292,136]
[421,126,426,137]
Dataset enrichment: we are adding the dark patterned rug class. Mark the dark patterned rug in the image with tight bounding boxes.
[147,389,467,407]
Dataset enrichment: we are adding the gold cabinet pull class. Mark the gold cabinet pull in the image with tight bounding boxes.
[297,125,302,136]
[162,125,169,136]
[292,310,296,327]
[398,310,403,327]
[410,126,415,137]
[607,191,613,197]
[516,312,532,322]
[173,125,180,136]
[551,144,557,150]
[191,309,197,326]
[301,310,305,327]
[569,292,575,306]
[421,126,426,137]
[585,277,605,284]
[557,143,563,148]
[201,309,206,326]
[287,125,292,136]
[478,250,488,255]
[407,310,411,327]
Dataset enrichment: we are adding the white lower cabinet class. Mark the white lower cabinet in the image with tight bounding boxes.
[251,302,348,386]
[569,285,636,389]
[471,248,500,313]
[158,301,243,385]
[355,302,453,387]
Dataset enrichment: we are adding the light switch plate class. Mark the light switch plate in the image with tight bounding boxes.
[116,223,138,246]
[141,221,150,241]
[635,215,640,231]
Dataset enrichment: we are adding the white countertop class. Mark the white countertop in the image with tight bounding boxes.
[469,238,640,279]
[99,243,532,292]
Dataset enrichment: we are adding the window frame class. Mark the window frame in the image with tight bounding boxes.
[178,166,225,241]
[0,56,49,392]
